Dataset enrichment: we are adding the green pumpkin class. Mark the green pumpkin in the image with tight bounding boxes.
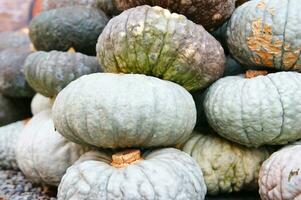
[52,73,196,148]
[96,5,225,91]
[204,71,301,147]
[24,50,101,97]
[0,29,31,51]
[29,6,109,56]
[227,0,301,71]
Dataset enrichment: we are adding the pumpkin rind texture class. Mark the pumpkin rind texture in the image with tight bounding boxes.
[42,0,100,10]
[96,5,225,91]
[204,72,301,147]
[58,148,207,200]
[113,0,235,31]
[0,29,31,51]
[31,93,54,115]
[15,110,88,186]
[24,51,101,97]
[183,132,270,195]
[52,73,196,148]
[259,145,301,200]
[227,0,301,71]
[29,6,109,56]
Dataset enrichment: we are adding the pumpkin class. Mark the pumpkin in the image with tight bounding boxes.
[29,6,109,56]
[52,73,196,148]
[259,144,301,200]
[31,93,54,115]
[0,29,31,51]
[24,50,101,97]
[212,20,229,54]
[227,0,301,71]
[223,56,245,77]
[42,0,100,10]
[111,0,235,31]
[182,131,270,195]
[0,120,28,170]
[0,47,34,97]
[204,71,301,147]
[58,148,207,200]
[96,5,225,91]
[15,110,88,186]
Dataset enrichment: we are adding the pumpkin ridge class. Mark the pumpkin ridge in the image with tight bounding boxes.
[240,79,252,145]
[109,21,122,72]
[123,7,133,73]
[142,6,151,74]
[135,162,157,198]
[279,0,290,70]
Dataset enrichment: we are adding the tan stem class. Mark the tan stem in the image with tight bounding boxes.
[245,70,268,78]
[23,118,31,125]
[111,149,143,168]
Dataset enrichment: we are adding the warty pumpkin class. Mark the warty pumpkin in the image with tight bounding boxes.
[31,93,54,115]
[96,5,225,91]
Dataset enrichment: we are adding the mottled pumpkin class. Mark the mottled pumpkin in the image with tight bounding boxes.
[58,148,207,200]
[204,71,301,147]
[24,51,101,97]
[31,93,54,115]
[42,0,100,10]
[29,6,108,56]
[0,120,27,170]
[182,131,270,195]
[259,144,301,200]
[0,29,31,51]
[96,5,225,91]
[53,73,196,148]
[16,110,88,186]
[227,0,301,71]
[112,0,235,31]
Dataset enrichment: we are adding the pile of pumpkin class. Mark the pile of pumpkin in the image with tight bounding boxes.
[1,0,301,199]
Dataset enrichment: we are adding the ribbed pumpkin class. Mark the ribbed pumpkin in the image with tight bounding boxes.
[259,144,301,200]
[29,6,108,55]
[96,5,225,91]
[58,148,207,200]
[31,93,54,115]
[111,0,235,31]
[0,29,31,51]
[24,51,101,97]
[204,71,301,147]
[182,131,270,195]
[53,73,196,148]
[0,120,27,170]
[227,0,301,71]
[16,110,88,186]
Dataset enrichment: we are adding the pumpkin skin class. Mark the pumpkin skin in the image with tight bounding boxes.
[58,148,207,200]
[15,110,88,186]
[112,0,235,31]
[52,73,196,148]
[31,93,54,115]
[42,0,100,10]
[96,5,226,91]
[259,145,301,200]
[24,51,101,97]
[182,131,270,195]
[0,29,31,51]
[29,6,109,56]
[227,0,301,71]
[0,120,27,170]
[223,56,245,77]
[204,71,301,147]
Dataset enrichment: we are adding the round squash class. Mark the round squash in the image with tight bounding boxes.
[204,71,301,147]
[16,110,88,186]
[223,56,245,77]
[31,93,54,115]
[29,6,109,56]
[53,73,196,148]
[58,148,207,200]
[0,120,27,170]
[259,144,301,200]
[227,0,301,71]
[96,5,226,91]
[24,50,101,97]
[0,47,34,97]
[42,0,100,10]
[0,29,31,51]
[182,131,270,195]
[112,0,235,31]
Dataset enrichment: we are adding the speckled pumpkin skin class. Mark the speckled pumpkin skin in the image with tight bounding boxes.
[227,0,301,71]
[96,5,225,91]
[24,51,101,97]
[204,72,301,147]
[16,110,88,186]
[113,0,235,31]
[29,6,108,56]
[58,148,207,200]
[183,132,270,195]
[259,145,301,200]
[0,120,27,170]
[0,30,31,51]
[31,94,54,115]
[53,73,196,148]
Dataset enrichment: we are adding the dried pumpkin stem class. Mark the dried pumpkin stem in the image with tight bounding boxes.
[245,70,268,78]
[111,149,143,168]
[23,118,31,125]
